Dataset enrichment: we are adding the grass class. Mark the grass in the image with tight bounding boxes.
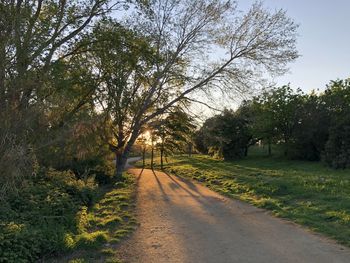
[53,173,137,262]
[0,168,137,263]
[139,148,350,247]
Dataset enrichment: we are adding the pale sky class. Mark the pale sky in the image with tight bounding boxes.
[240,0,350,93]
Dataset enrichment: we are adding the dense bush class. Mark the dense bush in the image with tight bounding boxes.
[286,94,330,161]
[322,80,350,168]
[60,158,114,185]
[0,169,98,262]
[323,116,350,169]
[197,110,252,160]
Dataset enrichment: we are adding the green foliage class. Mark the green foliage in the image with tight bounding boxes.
[0,0,114,198]
[250,85,305,156]
[0,168,136,262]
[61,173,137,262]
[210,80,350,166]
[197,110,252,160]
[322,80,350,168]
[0,169,97,262]
[151,107,196,157]
[324,116,350,169]
[160,154,350,246]
[287,93,330,160]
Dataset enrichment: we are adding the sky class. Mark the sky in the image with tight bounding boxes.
[239,0,350,93]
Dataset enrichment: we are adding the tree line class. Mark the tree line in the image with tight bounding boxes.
[195,79,350,169]
[0,0,299,193]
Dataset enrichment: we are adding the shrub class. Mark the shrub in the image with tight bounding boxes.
[60,158,114,185]
[0,169,98,262]
[323,118,350,169]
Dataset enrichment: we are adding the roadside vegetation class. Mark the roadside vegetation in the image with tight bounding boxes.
[0,168,136,262]
[142,151,350,247]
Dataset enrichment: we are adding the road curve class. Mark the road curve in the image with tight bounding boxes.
[116,168,350,263]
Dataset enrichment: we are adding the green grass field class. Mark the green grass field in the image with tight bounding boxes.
[141,150,350,246]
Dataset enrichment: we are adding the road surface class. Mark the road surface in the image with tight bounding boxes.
[116,168,350,263]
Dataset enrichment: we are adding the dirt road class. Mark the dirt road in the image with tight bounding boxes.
[117,168,350,263]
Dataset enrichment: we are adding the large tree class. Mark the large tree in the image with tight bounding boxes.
[90,0,299,176]
[0,0,119,111]
[0,0,124,192]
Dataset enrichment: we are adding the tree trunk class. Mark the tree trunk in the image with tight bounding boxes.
[0,40,5,102]
[244,147,248,157]
[188,143,192,157]
[151,145,154,170]
[142,146,146,168]
[160,147,164,170]
[115,151,128,178]
[268,138,272,156]
[283,135,289,156]
[114,128,140,178]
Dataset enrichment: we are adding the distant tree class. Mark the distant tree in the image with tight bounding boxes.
[289,93,330,161]
[194,129,208,154]
[199,110,252,160]
[235,100,274,155]
[254,85,304,156]
[152,108,196,169]
[322,79,350,168]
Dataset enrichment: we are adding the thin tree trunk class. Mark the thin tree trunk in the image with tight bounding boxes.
[142,146,146,168]
[188,143,192,157]
[284,136,288,156]
[160,147,164,170]
[0,40,5,102]
[151,146,154,170]
[268,138,272,156]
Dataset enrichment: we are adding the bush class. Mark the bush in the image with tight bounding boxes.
[323,117,350,169]
[0,169,98,262]
[0,135,37,201]
[199,110,252,160]
[60,158,114,185]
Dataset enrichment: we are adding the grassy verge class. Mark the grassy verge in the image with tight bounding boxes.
[0,169,136,263]
[55,172,137,263]
[139,154,350,246]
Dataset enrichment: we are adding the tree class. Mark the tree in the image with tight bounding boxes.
[235,100,271,155]
[253,85,304,156]
[84,19,158,174]
[0,0,121,193]
[289,93,330,161]
[198,110,252,160]
[0,0,117,112]
[194,129,209,154]
[322,79,350,168]
[152,108,196,169]
[90,0,299,176]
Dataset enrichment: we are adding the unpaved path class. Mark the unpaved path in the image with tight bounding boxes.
[117,168,350,263]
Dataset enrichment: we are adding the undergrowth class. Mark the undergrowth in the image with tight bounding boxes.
[0,168,136,262]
